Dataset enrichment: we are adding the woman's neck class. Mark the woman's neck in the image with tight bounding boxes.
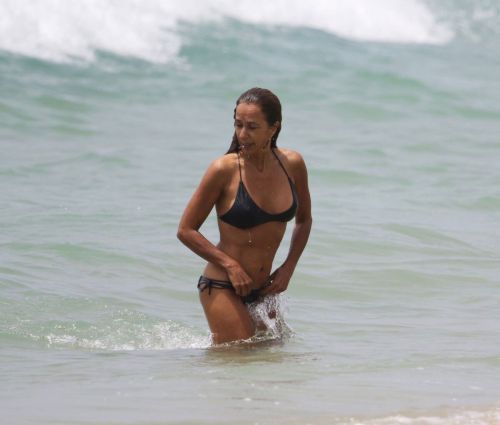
[242,147,273,173]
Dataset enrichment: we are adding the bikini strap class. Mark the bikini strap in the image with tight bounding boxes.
[198,276,234,296]
[272,148,292,180]
[236,151,243,181]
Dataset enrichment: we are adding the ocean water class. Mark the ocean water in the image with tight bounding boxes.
[1,0,500,424]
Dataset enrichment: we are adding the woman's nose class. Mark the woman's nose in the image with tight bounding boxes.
[239,127,248,139]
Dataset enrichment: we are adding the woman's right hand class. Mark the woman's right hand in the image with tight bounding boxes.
[226,262,253,297]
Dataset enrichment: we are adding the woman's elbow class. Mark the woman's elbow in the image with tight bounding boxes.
[296,215,313,227]
[177,227,190,244]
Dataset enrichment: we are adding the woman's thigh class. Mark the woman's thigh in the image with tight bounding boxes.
[199,288,255,344]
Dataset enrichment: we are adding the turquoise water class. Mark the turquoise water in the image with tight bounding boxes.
[1,1,500,424]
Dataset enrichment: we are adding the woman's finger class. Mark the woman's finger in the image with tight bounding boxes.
[234,276,253,296]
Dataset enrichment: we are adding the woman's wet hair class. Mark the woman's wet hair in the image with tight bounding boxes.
[226,87,282,154]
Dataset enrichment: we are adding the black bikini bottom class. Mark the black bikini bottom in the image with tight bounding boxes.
[197,276,261,304]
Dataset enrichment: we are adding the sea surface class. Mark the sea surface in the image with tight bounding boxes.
[1,1,500,424]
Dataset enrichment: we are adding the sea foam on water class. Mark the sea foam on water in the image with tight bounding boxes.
[0,0,453,63]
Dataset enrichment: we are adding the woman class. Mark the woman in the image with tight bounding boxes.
[177,87,312,344]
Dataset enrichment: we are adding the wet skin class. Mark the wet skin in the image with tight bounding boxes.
[178,102,312,343]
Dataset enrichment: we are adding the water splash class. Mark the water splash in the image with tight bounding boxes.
[8,308,212,351]
[40,321,211,351]
[248,294,294,342]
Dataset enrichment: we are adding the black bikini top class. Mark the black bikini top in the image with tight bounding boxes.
[218,149,298,229]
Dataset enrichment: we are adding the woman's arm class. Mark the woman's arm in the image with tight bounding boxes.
[177,157,254,296]
[260,151,312,295]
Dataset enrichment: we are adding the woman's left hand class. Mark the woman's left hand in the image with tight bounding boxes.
[259,265,294,296]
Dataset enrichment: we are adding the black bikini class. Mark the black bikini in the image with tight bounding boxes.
[218,149,298,229]
[197,276,262,304]
[198,149,297,302]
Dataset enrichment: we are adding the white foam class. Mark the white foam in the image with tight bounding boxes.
[344,407,500,425]
[0,0,453,63]
[0,0,184,63]
[216,0,453,44]
[248,293,294,341]
[43,321,211,351]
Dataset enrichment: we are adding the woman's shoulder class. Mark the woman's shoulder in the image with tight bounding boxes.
[275,148,309,187]
[275,147,306,170]
[205,153,239,178]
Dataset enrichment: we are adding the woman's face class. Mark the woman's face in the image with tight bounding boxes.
[234,102,277,154]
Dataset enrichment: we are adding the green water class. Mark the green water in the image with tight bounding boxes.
[1,1,500,423]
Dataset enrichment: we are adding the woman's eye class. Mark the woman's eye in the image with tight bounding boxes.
[234,123,258,130]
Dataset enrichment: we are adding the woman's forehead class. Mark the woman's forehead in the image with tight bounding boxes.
[235,103,265,121]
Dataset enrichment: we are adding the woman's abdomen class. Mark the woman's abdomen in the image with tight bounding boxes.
[203,221,287,289]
